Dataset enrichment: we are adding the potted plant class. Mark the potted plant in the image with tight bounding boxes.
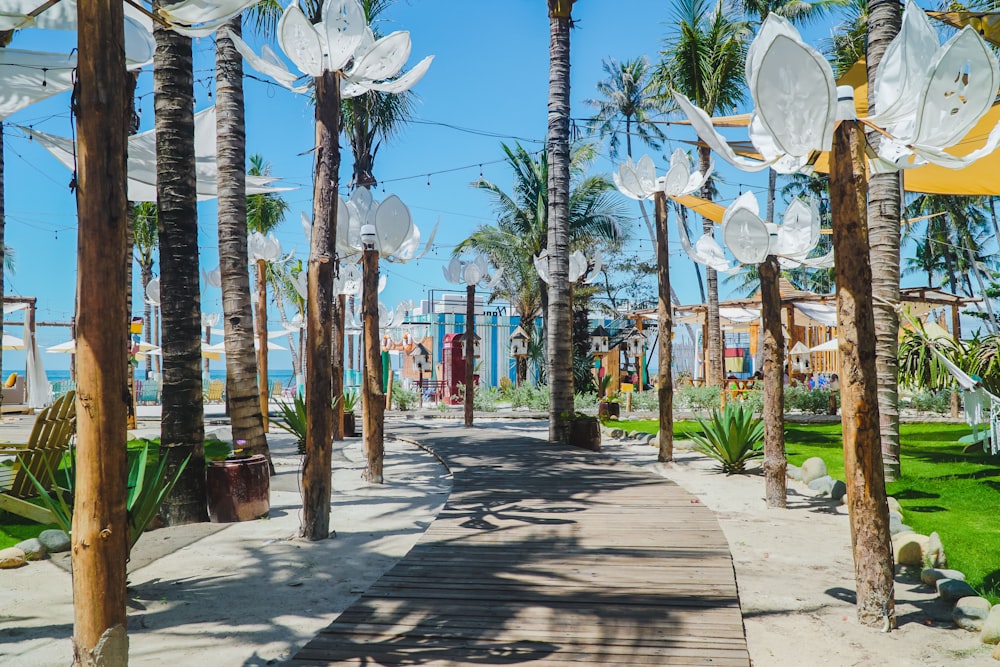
[206,439,271,522]
[598,375,623,420]
[567,412,601,452]
[342,389,358,437]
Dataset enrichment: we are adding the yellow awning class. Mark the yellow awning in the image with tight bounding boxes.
[690,57,1000,196]
[928,11,1000,48]
[669,194,726,224]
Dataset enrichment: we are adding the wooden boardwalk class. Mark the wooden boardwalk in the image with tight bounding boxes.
[288,425,750,666]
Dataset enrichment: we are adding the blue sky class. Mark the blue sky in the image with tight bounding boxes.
[2,1,915,372]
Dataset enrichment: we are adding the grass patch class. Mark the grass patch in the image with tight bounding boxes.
[618,419,1000,603]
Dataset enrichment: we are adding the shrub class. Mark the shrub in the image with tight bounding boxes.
[677,385,722,415]
[474,386,501,412]
[738,389,764,416]
[631,391,658,411]
[507,384,550,410]
[393,386,418,411]
[274,394,307,454]
[909,389,952,414]
[498,376,514,397]
[689,402,765,474]
[784,386,832,414]
[574,391,599,412]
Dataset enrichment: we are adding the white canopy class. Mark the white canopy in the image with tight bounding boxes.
[0,48,76,120]
[20,107,293,202]
[809,338,839,352]
[792,302,837,327]
[2,334,24,350]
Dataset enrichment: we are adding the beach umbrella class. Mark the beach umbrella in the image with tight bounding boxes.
[2,334,25,350]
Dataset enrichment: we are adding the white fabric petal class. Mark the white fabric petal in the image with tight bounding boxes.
[676,214,734,273]
[348,31,411,82]
[674,93,775,172]
[912,27,1000,150]
[867,0,939,128]
[365,55,433,93]
[226,29,306,91]
[533,251,551,285]
[722,194,771,265]
[322,0,367,73]
[750,33,836,156]
[773,198,820,257]
[279,4,325,78]
[374,194,413,258]
[780,248,835,269]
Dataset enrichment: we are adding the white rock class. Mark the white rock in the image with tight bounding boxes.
[892,533,929,567]
[0,547,27,569]
[800,457,828,484]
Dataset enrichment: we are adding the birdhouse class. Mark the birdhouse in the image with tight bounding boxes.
[589,325,609,355]
[509,325,529,357]
[625,329,646,357]
[410,342,431,373]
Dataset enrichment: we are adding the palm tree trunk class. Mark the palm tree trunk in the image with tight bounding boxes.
[216,18,269,462]
[465,284,475,427]
[73,0,130,657]
[699,146,723,386]
[831,118,895,630]
[301,71,341,539]
[362,247,384,481]
[867,0,903,482]
[546,0,574,444]
[759,255,786,508]
[154,13,207,525]
[654,193,673,462]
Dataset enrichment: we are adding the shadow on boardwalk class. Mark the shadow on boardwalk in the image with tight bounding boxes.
[287,422,750,666]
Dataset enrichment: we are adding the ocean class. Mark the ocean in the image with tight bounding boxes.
[46,369,300,385]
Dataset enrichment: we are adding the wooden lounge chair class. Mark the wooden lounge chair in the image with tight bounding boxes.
[271,380,283,398]
[204,379,225,404]
[0,391,77,524]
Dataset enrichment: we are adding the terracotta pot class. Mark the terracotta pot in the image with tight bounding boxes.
[343,412,356,437]
[598,401,620,420]
[569,417,601,452]
[206,454,270,523]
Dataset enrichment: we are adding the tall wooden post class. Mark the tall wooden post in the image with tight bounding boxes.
[301,70,340,540]
[654,192,673,462]
[464,284,475,427]
[73,0,130,661]
[362,246,384,482]
[332,292,346,440]
[759,255,786,508]
[830,113,895,629]
[255,258,269,431]
[636,315,645,393]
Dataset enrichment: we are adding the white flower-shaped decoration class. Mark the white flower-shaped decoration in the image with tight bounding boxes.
[201,265,222,289]
[675,0,1000,174]
[679,193,832,272]
[442,255,503,289]
[331,187,437,262]
[248,231,283,262]
[533,249,602,285]
[614,150,712,200]
[226,0,433,99]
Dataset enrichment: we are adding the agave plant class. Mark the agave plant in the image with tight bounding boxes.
[24,443,190,549]
[274,393,308,454]
[689,402,765,474]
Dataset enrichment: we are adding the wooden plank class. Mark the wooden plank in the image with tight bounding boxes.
[290,429,750,666]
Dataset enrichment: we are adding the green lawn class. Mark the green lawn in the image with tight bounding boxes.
[619,418,1000,602]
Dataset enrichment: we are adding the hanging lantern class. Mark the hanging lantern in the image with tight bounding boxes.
[381,332,393,352]
[401,330,413,351]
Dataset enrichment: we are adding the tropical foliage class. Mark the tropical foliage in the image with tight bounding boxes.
[689,402,765,474]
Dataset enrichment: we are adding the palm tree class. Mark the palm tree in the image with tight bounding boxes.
[656,0,749,387]
[216,15,270,465]
[153,4,207,525]
[457,142,625,386]
[584,57,666,162]
[134,202,158,376]
[865,0,903,483]
[546,0,575,444]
